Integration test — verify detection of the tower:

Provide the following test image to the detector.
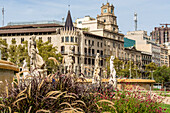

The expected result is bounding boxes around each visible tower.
[134,12,137,31]
[97,2,118,33]
[60,10,80,74]
[2,7,4,26]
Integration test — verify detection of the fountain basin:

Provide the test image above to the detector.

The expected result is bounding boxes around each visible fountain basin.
[0,60,19,94]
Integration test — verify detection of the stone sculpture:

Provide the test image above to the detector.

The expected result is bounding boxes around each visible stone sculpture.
[22,59,29,78]
[92,53,100,86]
[67,45,75,73]
[109,56,117,89]
[28,35,46,74]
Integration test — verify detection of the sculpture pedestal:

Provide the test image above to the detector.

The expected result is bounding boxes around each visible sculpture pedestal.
[0,60,19,94]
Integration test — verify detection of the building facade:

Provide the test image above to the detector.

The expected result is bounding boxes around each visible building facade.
[151,25,170,44]
[125,31,162,66]
[160,46,169,66]
[0,3,133,77]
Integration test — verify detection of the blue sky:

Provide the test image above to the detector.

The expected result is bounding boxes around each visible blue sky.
[0,0,170,34]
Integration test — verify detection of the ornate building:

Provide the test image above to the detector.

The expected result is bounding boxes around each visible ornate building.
[0,2,144,77]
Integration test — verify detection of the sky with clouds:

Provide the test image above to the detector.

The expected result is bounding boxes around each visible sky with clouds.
[0,0,170,34]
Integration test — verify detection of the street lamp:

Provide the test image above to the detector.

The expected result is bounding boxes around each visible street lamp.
[129,60,132,79]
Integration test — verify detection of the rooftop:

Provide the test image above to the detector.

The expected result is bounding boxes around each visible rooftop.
[7,20,63,26]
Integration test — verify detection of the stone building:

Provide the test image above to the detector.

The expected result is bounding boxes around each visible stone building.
[151,25,170,44]
[0,2,130,77]
[160,46,169,67]
[125,31,161,66]
[124,47,142,69]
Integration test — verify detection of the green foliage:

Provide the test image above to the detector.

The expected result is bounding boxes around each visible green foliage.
[11,39,16,44]
[8,40,29,67]
[8,44,18,64]
[0,38,8,60]
[95,87,166,113]
[154,66,170,83]
[145,62,157,71]
[106,57,123,77]
[161,104,170,113]
[0,71,100,112]
[36,40,63,73]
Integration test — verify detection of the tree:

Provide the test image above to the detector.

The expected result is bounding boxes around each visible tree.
[121,61,136,78]
[36,40,63,73]
[8,41,29,67]
[8,44,18,64]
[106,57,123,77]
[145,62,157,79]
[154,66,170,83]
[0,38,8,60]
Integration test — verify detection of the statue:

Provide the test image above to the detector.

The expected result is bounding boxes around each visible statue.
[109,56,117,89]
[67,45,75,73]
[22,59,29,78]
[28,35,46,75]
[92,53,100,86]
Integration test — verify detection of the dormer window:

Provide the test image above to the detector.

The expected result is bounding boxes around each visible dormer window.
[103,8,107,13]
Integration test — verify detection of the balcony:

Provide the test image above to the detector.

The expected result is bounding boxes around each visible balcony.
[61,51,66,54]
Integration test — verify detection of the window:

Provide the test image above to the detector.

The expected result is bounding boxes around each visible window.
[100,60,103,66]
[92,40,94,46]
[71,37,74,42]
[97,50,100,53]
[21,38,24,44]
[65,36,69,42]
[12,38,16,44]
[84,58,87,64]
[88,58,91,65]
[78,21,82,24]
[88,40,90,45]
[78,57,79,64]
[88,48,91,55]
[92,59,95,65]
[48,37,51,43]
[61,37,64,42]
[104,19,106,22]
[118,44,120,49]
[118,37,121,40]
[39,37,42,41]
[101,51,103,56]
[113,42,115,48]
[84,48,87,54]
[78,47,80,53]
[61,46,65,54]
[92,49,95,55]
[85,39,87,45]
[97,42,99,47]
[101,43,103,48]
[75,37,78,43]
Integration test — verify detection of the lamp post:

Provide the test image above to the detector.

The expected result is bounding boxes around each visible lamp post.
[129,59,132,79]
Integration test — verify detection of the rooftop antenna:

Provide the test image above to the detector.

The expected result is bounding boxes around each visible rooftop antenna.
[2,7,5,26]
[134,12,137,31]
